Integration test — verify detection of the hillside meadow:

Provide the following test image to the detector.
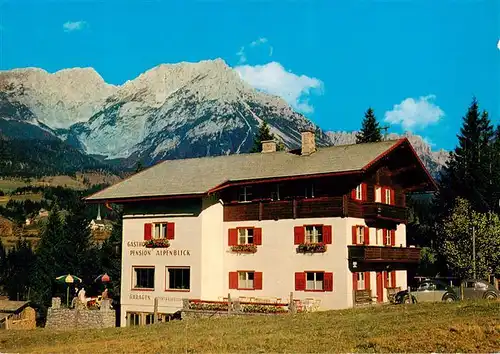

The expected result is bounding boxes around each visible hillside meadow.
[0,301,498,353]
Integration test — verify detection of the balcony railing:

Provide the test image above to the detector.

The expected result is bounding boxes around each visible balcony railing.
[348,245,421,263]
[223,198,408,223]
[362,202,408,223]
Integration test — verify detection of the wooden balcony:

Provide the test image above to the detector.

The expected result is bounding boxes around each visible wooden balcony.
[362,202,407,223]
[223,197,344,222]
[348,245,421,263]
[223,198,408,223]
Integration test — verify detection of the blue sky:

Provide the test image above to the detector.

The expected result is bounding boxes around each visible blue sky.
[0,0,498,151]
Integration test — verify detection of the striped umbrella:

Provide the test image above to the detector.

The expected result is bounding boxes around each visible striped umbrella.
[94,273,111,283]
[55,274,83,284]
[55,274,82,307]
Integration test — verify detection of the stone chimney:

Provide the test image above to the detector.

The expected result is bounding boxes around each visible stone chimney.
[301,129,316,155]
[261,140,277,153]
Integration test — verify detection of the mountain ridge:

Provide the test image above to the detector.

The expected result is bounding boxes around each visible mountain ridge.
[0,58,448,177]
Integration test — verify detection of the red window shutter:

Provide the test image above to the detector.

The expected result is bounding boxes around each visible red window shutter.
[229,272,238,289]
[391,271,396,288]
[323,225,332,244]
[361,183,368,201]
[382,229,387,246]
[324,272,333,292]
[390,230,396,246]
[350,188,357,200]
[381,187,387,203]
[352,272,358,291]
[364,272,371,290]
[228,229,238,246]
[294,226,305,245]
[254,272,263,290]
[166,222,175,240]
[253,228,262,245]
[144,223,152,240]
[363,227,370,245]
[390,189,395,205]
[352,226,357,245]
[383,272,388,288]
[295,272,306,291]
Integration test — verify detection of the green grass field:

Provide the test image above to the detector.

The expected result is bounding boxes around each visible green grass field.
[0,192,43,206]
[0,301,498,353]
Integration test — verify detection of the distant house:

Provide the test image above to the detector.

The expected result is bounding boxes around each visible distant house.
[89,219,113,231]
[0,300,36,330]
[38,209,49,218]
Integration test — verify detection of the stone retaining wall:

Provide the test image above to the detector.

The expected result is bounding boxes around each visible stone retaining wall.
[45,297,115,330]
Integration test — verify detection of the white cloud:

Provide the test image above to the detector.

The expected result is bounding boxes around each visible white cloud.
[497,39,500,51]
[384,95,444,130]
[250,37,268,47]
[63,21,86,32]
[236,46,247,64]
[236,37,273,64]
[235,62,323,114]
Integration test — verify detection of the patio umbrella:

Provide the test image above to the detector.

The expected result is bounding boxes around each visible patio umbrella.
[94,273,111,283]
[55,274,82,307]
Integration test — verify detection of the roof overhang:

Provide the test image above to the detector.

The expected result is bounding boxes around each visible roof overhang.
[207,170,363,195]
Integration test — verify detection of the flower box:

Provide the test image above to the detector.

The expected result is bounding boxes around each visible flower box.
[144,239,170,248]
[230,244,258,253]
[296,243,327,254]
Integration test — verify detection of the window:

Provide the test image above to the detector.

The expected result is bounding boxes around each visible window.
[306,272,324,291]
[128,312,141,326]
[384,229,391,246]
[271,184,281,201]
[305,225,323,243]
[357,226,365,244]
[133,267,155,289]
[167,267,190,290]
[305,183,315,198]
[154,223,167,239]
[238,186,252,202]
[375,186,381,202]
[238,271,254,289]
[357,273,365,290]
[238,228,254,245]
[355,184,363,200]
[376,229,383,246]
[145,313,154,325]
[385,188,392,204]
[386,271,395,288]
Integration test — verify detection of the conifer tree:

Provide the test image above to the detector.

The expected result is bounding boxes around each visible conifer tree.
[250,121,283,152]
[3,239,36,300]
[31,204,65,306]
[437,98,494,214]
[356,108,382,143]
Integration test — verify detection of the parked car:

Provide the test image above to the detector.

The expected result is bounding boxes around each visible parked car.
[394,278,499,304]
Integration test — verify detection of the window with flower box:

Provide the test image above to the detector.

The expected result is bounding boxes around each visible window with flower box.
[229,271,263,290]
[295,225,331,253]
[166,267,190,291]
[133,267,155,290]
[144,222,175,241]
[351,225,369,245]
[228,227,262,253]
[295,271,333,292]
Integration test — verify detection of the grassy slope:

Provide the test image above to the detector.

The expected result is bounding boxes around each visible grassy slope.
[0,302,499,353]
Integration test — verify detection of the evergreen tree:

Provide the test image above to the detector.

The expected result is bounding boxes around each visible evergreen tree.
[3,239,36,301]
[31,204,66,307]
[99,213,122,301]
[356,108,382,143]
[437,98,494,214]
[250,121,283,152]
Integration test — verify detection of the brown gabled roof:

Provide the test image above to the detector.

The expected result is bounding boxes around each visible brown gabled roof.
[85,138,435,202]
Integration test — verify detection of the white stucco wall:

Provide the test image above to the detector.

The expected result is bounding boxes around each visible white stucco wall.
[119,198,410,326]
